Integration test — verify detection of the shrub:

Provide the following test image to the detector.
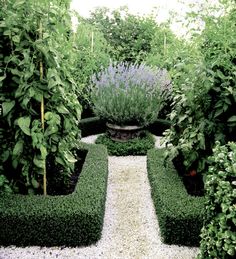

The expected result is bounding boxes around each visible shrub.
[0,144,108,247]
[91,62,171,127]
[96,132,155,156]
[164,5,236,175]
[147,148,205,246]
[198,142,236,258]
[88,7,158,63]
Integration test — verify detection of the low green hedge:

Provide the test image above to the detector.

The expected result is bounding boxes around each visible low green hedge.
[0,144,108,247]
[95,132,155,156]
[79,117,106,137]
[147,148,205,246]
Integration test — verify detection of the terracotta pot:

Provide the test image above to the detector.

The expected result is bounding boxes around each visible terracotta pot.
[106,123,144,142]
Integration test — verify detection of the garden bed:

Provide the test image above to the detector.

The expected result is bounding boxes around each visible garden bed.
[147,148,205,246]
[0,143,108,247]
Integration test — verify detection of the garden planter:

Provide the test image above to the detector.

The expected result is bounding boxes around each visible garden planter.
[106,123,144,142]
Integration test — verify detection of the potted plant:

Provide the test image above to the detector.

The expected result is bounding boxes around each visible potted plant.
[91,62,171,141]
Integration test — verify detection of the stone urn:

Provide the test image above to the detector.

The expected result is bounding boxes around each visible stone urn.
[106,123,144,142]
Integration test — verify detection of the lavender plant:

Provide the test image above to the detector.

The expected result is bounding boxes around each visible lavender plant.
[91,62,171,126]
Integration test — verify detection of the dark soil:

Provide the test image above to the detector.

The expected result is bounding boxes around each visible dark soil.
[47,149,87,196]
[172,155,204,197]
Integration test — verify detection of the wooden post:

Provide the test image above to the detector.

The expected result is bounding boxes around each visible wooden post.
[39,20,47,196]
[91,31,94,53]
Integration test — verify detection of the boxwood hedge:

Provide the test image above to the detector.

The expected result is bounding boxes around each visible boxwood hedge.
[95,132,155,156]
[0,144,108,247]
[147,148,206,246]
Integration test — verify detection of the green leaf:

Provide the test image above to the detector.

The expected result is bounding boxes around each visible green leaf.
[57,105,70,114]
[0,75,6,82]
[2,101,15,116]
[40,145,47,160]
[12,35,20,43]
[13,140,23,156]
[18,117,31,136]
[2,150,10,162]
[12,159,18,169]
[13,0,26,8]
[64,152,77,163]
[228,116,236,123]
[31,178,40,189]
[33,156,45,169]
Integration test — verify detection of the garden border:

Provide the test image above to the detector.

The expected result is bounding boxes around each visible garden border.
[0,143,108,247]
[147,148,205,246]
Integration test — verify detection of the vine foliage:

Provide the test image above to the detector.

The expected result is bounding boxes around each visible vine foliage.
[0,0,81,194]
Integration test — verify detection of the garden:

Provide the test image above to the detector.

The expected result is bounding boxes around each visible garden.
[0,0,235,258]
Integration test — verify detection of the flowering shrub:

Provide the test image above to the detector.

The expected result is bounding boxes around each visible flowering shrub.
[91,62,171,126]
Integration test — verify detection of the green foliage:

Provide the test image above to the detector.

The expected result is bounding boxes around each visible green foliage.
[198,142,236,259]
[79,117,106,137]
[163,6,236,175]
[95,132,155,156]
[72,21,111,112]
[0,175,13,194]
[0,144,108,246]
[146,26,187,70]
[88,7,158,63]
[147,148,205,246]
[91,62,170,127]
[0,0,82,194]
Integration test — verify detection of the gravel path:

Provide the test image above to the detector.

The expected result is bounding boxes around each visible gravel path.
[0,135,199,259]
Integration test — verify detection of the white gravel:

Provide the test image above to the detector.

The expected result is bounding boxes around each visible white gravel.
[0,134,199,259]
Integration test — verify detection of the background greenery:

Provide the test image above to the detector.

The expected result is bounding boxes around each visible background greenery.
[87,7,158,63]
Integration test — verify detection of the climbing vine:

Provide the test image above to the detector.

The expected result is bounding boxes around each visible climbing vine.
[0,0,81,194]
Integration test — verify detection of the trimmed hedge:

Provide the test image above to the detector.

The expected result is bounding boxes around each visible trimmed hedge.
[147,148,205,246]
[95,132,155,156]
[79,117,106,137]
[0,144,108,247]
